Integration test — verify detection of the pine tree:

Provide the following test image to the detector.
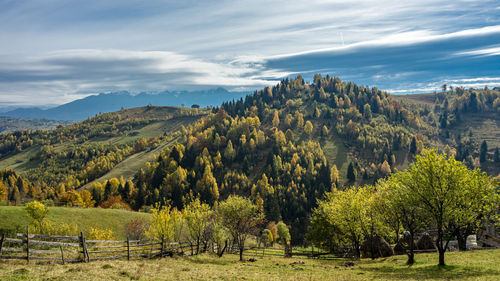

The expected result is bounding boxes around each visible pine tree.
[410,137,417,154]
[347,162,356,182]
[480,140,488,163]
[494,147,500,163]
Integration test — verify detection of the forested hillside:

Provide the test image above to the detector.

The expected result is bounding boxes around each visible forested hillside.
[0,106,207,207]
[1,75,498,243]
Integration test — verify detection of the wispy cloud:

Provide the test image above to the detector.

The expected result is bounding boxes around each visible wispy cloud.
[455,46,500,57]
[0,0,499,105]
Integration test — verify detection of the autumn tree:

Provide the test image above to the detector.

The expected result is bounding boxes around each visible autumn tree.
[182,199,214,254]
[25,201,49,232]
[304,121,313,136]
[79,190,95,208]
[0,181,6,202]
[217,195,263,261]
[272,110,280,128]
[147,204,184,243]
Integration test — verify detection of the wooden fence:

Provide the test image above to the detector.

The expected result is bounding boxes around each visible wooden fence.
[243,246,336,260]
[0,227,194,264]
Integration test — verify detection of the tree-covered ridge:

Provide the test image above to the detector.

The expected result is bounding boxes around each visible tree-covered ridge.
[220,75,427,183]
[396,87,500,175]
[0,106,207,199]
[120,109,333,242]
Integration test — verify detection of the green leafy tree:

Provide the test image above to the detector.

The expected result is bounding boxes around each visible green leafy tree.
[25,201,49,232]
[311,186,375,259]
[363,104,372,119]
[378,178,425,265]
[276,221,291,245]
[182,199,214,254]
[147,204,184,243]
[217,195,264,261]
[393,149,499,266]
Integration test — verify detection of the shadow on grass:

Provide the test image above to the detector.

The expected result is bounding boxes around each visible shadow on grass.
[186,255,233,266]
[363,264,500,280]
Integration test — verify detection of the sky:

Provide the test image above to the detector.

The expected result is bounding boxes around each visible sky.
[0,0,499,107]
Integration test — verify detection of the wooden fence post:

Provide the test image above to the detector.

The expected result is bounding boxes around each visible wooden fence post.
[127,237,130,261]
[26,225,30,263]
[60,245,65,265]
[0,233,5,255]
[80,232,89,263]
[160,237,165,258]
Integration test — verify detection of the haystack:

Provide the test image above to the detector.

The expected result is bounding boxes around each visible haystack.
[360,235,394,258]
[417,233,435,250]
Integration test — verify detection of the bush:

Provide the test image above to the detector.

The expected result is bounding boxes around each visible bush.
[125,218,148,240]
[29,221,78,236]
[101,195,131,210]
[87,226,114,240]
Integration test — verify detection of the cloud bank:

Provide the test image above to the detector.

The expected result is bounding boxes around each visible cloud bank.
[0,0,499,105]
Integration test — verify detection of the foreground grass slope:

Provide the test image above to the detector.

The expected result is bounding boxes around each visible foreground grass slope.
[0,250,498,280]
[0,206,150,239]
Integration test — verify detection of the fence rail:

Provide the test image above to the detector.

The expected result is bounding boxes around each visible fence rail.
[0,229,196,264]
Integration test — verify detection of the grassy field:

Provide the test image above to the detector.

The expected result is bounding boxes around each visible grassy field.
[0,206,150,239]
[0,249,498,280]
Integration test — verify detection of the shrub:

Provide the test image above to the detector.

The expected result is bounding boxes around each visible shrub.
[101,195,131,210]
[87,226,115,240]
[125,218,148,240]
[29,221,78,236]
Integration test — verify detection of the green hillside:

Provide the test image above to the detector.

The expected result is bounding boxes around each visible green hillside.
[0,106,207,189]
[0,206,150,239]
[0,76,499,244]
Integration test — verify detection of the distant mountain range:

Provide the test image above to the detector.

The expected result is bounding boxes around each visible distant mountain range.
[1,88,249,121]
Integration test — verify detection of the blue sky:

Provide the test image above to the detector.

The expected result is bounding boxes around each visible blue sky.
[0,0,499,106]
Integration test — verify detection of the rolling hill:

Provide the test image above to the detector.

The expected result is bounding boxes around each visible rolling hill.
[0,105,209,190]
[0,75,498,243]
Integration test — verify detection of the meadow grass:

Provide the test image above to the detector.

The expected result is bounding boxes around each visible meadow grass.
[0,249,498,280]
[0,206,150,239]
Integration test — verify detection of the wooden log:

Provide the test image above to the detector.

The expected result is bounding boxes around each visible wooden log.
[17,234,80,241]
[87,242,160,249]
[26,225,29,264]
[85,240,129,244]
[60,246,65,265]
[87,249,128,254]
[1,247,80,254]
[0,255,27,260]
[4,238,79,247]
